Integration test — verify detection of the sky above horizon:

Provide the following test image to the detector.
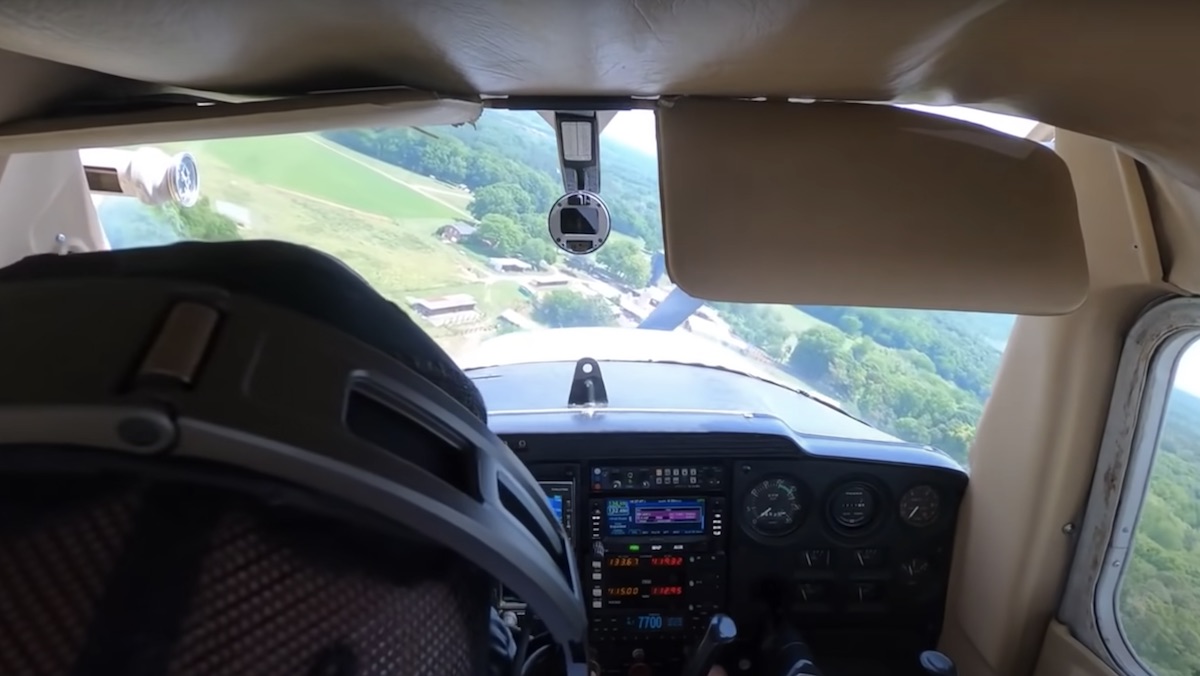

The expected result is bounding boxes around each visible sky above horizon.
[602,104,1041,156]
[600,106,1200,397]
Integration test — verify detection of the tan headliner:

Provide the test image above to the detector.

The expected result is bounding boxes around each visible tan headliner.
[0,1,1196,185]
[3,1,1200,290]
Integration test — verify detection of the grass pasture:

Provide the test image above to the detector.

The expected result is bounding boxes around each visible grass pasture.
[179,134,463,221]
[306,136,475,212]
[155,137,480,307]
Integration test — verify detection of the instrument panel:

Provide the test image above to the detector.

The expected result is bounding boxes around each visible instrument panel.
[511,431,968,675]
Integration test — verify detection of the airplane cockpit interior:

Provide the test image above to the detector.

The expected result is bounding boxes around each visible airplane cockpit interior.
[1,3,1199,676]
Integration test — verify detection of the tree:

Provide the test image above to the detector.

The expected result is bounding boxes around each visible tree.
[419,138,469,184]
[518,237,558,266]
[798,305,1001,401]
[469,182,535,221]
[475,214,525,255]
[711,302,792,360]
[838,315,863,336]
[534,290,615,328]
[790,326,847,379]
[159,197,241,242]
[597,239,651,288]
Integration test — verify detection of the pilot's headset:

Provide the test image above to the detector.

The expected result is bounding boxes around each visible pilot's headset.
[0,241,587,676]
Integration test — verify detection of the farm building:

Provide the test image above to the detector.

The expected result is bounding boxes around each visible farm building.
[489,257,533,273]
[582,278,624,300]
[409,294,476,317]
[526,274,571,289]
[498,310,539,331]
[436,222,477,243]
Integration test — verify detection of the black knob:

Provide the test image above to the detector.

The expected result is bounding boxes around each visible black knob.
[763,622,822,676]
[919,650,957,676]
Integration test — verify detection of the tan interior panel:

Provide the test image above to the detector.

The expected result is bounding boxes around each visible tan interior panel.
[942,131,1172,676]
[0,91,481,153]
[0,151,107,265]
[1138,167,1200,295]
[0,1,1198,196]
[1032,622,1118,676]
[657,100,1087,314]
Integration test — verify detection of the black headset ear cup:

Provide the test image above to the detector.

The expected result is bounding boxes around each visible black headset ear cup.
[0,240,489,423]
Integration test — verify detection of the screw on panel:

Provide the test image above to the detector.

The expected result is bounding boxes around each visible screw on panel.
[1062,523,1076,534]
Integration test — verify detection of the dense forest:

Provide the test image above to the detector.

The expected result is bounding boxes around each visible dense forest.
[321,111,1200,676]
[1119,388,1200,676]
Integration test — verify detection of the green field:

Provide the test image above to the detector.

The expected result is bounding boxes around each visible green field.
[155,136,481,312]
[306,136,475,212]
[183,135,463,221]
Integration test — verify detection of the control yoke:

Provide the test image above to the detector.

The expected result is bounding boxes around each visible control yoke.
[761,619,824,676]
[679,614,737,676]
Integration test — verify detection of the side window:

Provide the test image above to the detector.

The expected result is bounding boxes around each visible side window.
[1063,301,1200,676]
[1117,339,1200,676]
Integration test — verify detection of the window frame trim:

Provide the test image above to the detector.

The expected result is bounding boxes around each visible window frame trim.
[1060,296,1198,676]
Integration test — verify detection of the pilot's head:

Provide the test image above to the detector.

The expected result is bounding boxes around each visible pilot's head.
[0,241,586,676]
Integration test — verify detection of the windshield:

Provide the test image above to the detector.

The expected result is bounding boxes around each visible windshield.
[92,109,1021,463]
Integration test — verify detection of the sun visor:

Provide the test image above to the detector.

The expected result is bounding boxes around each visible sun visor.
[657,101,1088,315]
[0,89,481,153]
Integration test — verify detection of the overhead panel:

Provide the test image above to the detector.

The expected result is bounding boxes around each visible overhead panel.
[0,89,482,153]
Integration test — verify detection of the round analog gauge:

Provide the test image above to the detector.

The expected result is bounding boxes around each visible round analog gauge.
[828,482,878,532]
[899,485,942,527]
[899,556,932,584]
[743,477,804,536]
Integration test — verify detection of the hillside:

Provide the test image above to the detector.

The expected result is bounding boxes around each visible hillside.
[323,110,664,250]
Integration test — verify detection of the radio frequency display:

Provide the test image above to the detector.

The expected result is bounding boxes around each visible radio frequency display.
[605,498,706,537]
[626,614,687,633]
[605,555,685,568]
[603,585,685,599]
